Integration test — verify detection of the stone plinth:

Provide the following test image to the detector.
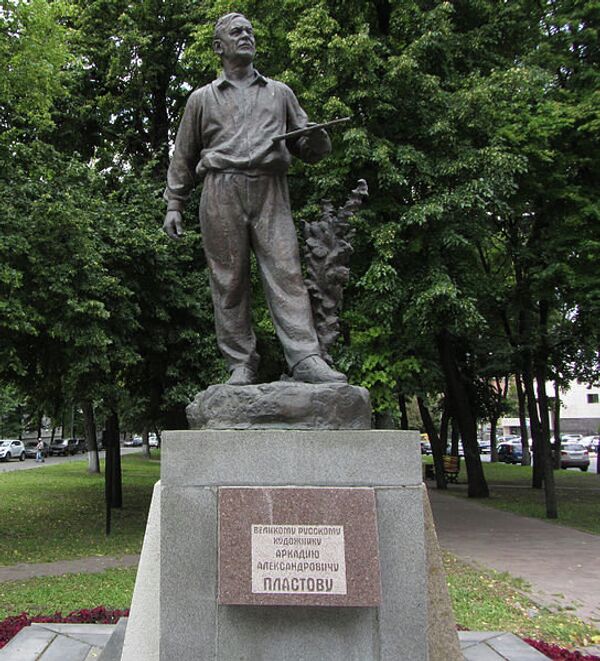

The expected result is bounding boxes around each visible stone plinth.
[160,430,429,661]
[186,382,371,429]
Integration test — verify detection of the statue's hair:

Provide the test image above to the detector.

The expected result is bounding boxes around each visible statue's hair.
[213,13,250,42]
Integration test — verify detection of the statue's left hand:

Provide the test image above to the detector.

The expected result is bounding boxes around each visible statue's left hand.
[304,127,331,155]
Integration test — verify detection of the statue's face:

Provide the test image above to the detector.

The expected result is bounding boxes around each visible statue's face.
[215,16,255,64]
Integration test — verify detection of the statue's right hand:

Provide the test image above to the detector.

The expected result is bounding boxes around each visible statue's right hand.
[163,210,184,240]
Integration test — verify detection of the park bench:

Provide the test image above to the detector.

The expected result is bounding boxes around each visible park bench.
[424,455,461,483]
[443,454,460,483]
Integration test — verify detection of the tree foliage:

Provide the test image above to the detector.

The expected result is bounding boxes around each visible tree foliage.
[0,0,598,505]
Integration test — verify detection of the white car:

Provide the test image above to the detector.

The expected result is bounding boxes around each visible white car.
[0,439,26,462]
[578,436,599,452]
[561,433,582,442]
[497,435,521,445]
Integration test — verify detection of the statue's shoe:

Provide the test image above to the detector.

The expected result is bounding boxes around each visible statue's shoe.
[292,355,347,384]
[226,366,257,386]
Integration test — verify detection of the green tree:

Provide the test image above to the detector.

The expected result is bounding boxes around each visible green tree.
[0,0,71,137]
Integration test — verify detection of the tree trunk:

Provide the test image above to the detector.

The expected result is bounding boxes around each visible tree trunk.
[439,400,450,449]
[103,418,113,535]
[552,381,561,469]
[515,373,531,466]
[163,404,188,430]
[104,407,122,528]
[150,70,171,172]
[398,392,409,430]
[522,361,543,487]
[68,404,75,439]
[142,425,150,458]
[417,396,446,490]
[374,411,395,429]
[436,330,489,498]
[535,366,558,518]
[490,417,498,462]
[17,404,24,439]
[82,400,100,474]
[112,418,122,509]
[373,0,391,34]
[533,297,557,517]
[450,422,459,456]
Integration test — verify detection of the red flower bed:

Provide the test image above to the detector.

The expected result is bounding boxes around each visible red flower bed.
[0,606,129,649]
[524,638,599,661]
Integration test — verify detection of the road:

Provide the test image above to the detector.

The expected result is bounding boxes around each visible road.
[0,447,143,473]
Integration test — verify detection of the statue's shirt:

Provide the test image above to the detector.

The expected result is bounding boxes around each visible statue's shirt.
[165,70,315,211]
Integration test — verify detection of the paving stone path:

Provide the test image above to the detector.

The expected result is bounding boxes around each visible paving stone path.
[428,486,600,624]
[0,555,140,583]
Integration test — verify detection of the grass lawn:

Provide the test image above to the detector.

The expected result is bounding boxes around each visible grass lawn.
[0,454,160,565]
[444,552,600,647]
[0,568,136,620]
[0,554,597,649]
[424,457,600,535]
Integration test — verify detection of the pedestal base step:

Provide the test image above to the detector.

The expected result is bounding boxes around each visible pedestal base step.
[0,623,550,661]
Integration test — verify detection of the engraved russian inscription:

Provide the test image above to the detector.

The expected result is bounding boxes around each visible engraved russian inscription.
[251,525,347,595]
[218,486,381,606]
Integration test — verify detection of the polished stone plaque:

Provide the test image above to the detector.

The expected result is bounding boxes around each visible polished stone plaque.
[218,486,381,607]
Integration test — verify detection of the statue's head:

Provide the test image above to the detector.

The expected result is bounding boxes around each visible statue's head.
[213,13,255,64]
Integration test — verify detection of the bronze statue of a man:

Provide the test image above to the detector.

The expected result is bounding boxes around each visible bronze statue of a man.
[164,13,346,386]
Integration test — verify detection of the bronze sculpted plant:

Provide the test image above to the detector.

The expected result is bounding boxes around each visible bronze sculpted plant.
[302,180,368,364]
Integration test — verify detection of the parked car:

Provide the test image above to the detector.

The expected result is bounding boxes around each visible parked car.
[124,436,143,447]
[445,443,465,457]
[578,436,599,452]
[420,434,432,454]
[24,440,49,459]
[561,434,582,443]
[49,438,81,456]
[498,441,523,464]
[497,435,521,444]
[478,440,491,454]
[0,439,26,462]
[75,438,87,453]
[149,433,160,448]
[560,443,590,471]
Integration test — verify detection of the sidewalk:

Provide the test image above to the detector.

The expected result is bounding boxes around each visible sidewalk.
[428,486,600,624]
[0,555,140,583]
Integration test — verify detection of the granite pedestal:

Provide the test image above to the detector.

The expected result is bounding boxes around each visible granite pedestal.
[158,429,430,661]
